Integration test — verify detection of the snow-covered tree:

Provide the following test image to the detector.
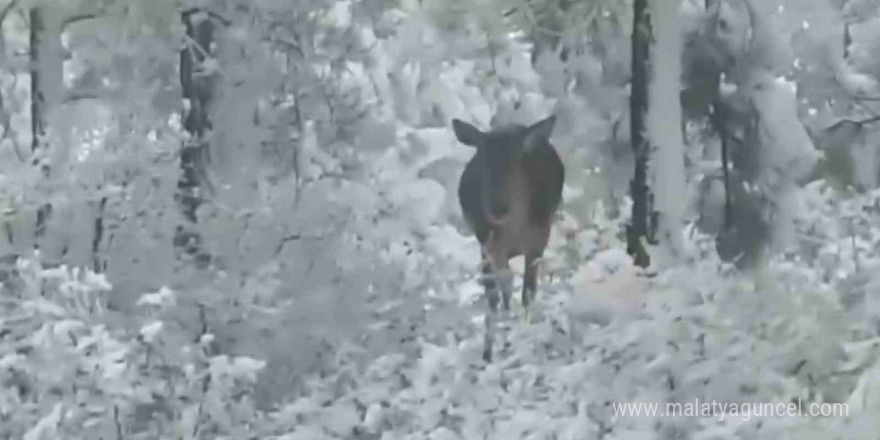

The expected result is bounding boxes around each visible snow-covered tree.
[2,0,880,438]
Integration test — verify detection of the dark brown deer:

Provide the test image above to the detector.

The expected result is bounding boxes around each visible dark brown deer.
[453,116,565,362]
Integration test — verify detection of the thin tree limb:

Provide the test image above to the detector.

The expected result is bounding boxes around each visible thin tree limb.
[824,114,880,133]
[0,0,17,27]
[61,13,98,29]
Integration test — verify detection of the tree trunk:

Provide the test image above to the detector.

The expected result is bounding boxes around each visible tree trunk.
[29,8,45,155]
[175,9,215,266]
[626,0,655,268]
[92,196,108,272]
[29,7,62,256]
[646,0,686,264]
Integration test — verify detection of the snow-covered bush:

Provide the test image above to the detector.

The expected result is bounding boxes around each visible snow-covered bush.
[0,258,266,439]
[264,215,880,439]
[6,0,880,439]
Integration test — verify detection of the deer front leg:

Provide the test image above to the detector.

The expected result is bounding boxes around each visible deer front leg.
[481,256,499,362]
[498,260,513,312]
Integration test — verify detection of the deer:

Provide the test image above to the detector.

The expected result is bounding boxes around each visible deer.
[453,115,565,362]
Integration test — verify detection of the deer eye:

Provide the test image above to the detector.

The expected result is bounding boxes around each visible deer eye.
[718,18,730,32]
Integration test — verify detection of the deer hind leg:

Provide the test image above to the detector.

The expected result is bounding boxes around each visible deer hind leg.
[481,248,500,362]
[523,251,540,308]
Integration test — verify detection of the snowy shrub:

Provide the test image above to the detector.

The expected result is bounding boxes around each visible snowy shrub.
[0,259,266,439]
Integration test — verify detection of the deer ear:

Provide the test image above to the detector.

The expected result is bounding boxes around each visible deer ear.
[523,115,556,152]
[452,119,484,147]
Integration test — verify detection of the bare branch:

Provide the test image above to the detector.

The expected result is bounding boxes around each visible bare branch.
[824,114,880,133]
[0,0,17,27]
[64,91,103,103]
[61,13,98,29]
[180,7,232,27]
[851,95,880,102]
